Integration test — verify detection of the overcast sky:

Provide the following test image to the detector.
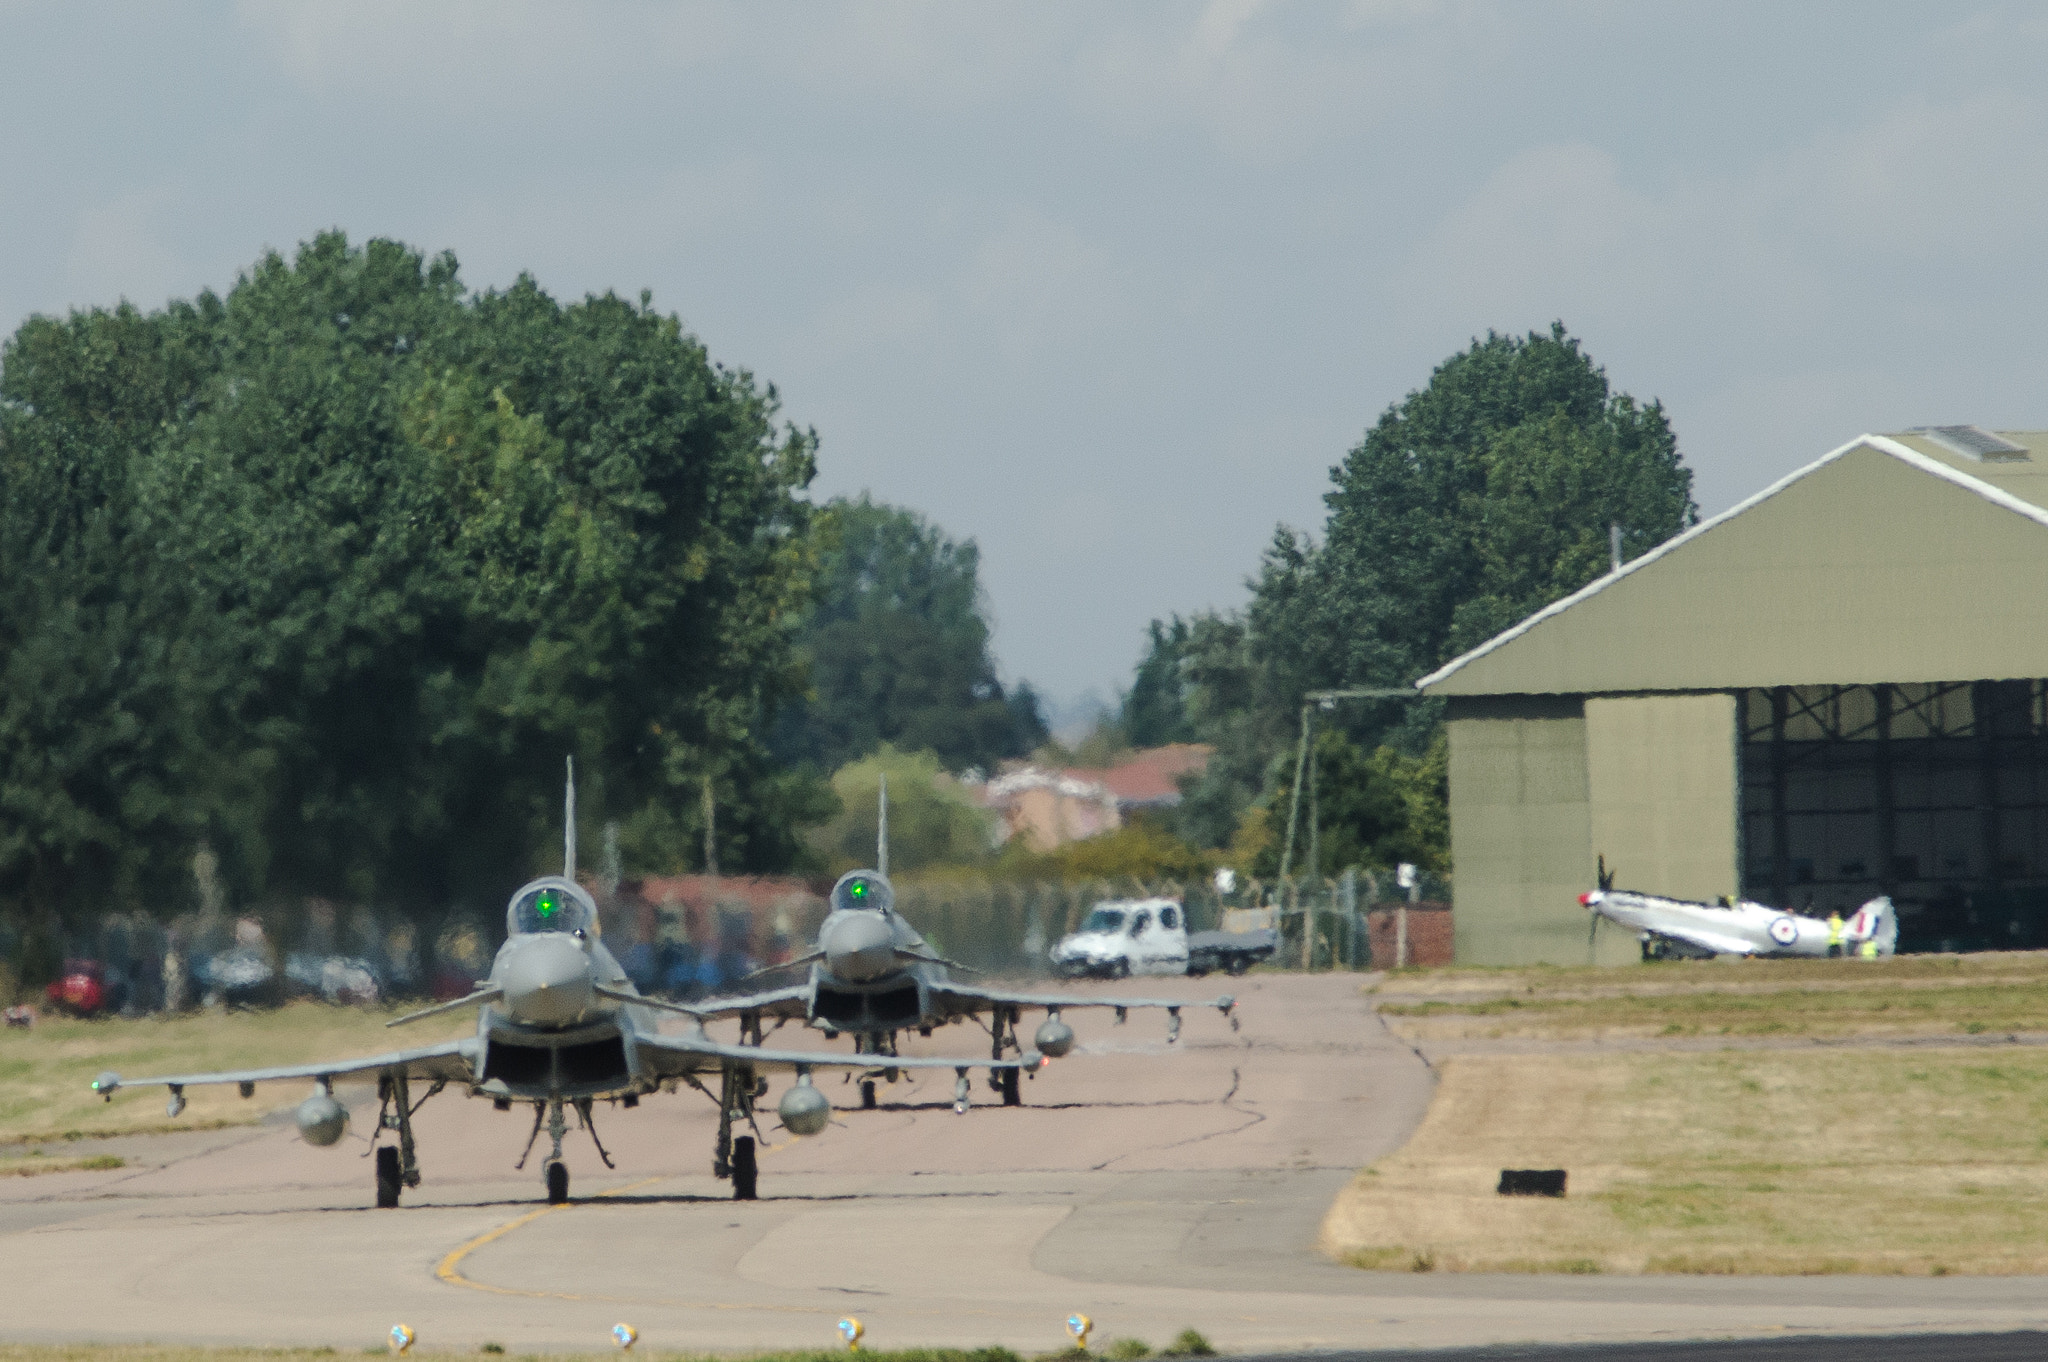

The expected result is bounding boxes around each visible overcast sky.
[4,3,2045,712]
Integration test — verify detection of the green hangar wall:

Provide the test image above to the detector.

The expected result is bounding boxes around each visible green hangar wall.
[1422,430,2048,966]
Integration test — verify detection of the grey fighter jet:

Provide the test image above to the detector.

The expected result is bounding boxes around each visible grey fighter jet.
[692,780,1237,1109]
[88,763,1042,1207]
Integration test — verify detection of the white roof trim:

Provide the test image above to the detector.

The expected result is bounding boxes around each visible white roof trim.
[1415,433,2048,691]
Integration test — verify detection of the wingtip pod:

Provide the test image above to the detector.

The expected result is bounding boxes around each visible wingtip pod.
[92,1071,120,1098]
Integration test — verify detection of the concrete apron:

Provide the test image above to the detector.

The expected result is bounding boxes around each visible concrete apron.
[7,974,2048,1354]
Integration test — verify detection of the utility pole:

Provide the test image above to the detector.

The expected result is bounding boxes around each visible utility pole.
[1277,687,1421,973]
[1277,688,1419,882]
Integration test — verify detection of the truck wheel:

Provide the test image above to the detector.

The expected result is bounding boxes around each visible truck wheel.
[1113,959,1130,979]
[375,1146,402,1208]
[1225,956,1249,976]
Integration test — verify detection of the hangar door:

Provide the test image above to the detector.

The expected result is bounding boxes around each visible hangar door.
[1739,681,2048,951]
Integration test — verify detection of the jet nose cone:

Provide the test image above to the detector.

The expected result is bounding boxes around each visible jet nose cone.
[822,913,895,981]
[502,933,594,1025]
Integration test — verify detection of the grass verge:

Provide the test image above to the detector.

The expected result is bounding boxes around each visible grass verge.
[1371,950,2048,1041]
[1323,1045,2048,1274]
[0,1152,124,1177]
[0,1002,469,1145]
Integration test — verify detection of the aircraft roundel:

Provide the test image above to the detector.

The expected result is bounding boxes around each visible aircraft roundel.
[1767,916,1799,946]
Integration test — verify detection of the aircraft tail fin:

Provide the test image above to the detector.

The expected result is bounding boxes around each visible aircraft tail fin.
[1847,895,1899,954]
[877,773,889,879]
[564,755,577,880]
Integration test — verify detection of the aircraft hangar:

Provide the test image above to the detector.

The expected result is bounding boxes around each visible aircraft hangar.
[1419,427,2048,966]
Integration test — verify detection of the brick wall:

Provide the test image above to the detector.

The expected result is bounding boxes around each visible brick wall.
[1365,902,1453,969]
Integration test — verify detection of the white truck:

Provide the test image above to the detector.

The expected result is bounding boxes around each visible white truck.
[1049,897,1277,979]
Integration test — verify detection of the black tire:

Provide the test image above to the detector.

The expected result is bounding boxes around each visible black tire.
[375,1145,402,1208]
[731,1136,758,1200]
[999,1066,1021,1107]
[861,1080,877,1109]
[1225,956,1249,976]
[545,1160,569,1204]
[1113,959,1131,979]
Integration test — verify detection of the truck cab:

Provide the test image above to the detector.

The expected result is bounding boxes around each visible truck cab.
[1049,897,1189,978]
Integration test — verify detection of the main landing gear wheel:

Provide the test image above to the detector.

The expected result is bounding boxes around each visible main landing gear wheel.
[1113,959,1131,979]
[544,1159,569,1204]
[999,1066,1021,1107]
[375,1145,402,1208]
[861,1080,877,1109]
[730,1136,758,1201]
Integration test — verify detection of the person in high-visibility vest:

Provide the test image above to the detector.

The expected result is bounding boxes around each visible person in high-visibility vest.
[1859,939,1878,958]
[1826,911,1845,957]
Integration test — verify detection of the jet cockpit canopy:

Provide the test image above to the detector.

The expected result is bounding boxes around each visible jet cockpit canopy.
[508,878,597,937]
[830,870,894,916]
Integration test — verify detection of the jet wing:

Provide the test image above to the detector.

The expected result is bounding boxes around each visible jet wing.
[93,1039,479,1094]
[926,982,1234,1018]
[633,1030,1039,1078]
[682,984,814,1022]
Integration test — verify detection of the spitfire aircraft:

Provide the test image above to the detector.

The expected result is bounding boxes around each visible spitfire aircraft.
[1581,859,1898,960]
[88,763,1042,1207]
[692,780,1237,1109]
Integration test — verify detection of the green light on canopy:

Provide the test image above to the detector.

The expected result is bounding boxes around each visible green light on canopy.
[850,881,867,898]
[537,891,559,918]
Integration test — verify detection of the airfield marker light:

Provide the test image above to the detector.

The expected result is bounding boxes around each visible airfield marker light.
[1066,1314,1093,1350]
[388,1325,414,1355]
[611,1324,638,1350]
[837,1317,864,1351]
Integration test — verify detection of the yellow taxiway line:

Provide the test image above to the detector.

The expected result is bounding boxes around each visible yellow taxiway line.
[436,1176,666,1299]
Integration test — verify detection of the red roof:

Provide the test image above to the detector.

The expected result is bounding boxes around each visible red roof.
[1070,743,1211,808]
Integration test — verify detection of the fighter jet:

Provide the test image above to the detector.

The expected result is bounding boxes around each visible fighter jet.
[1581,859,1897,960]
[87,762,1042,1207]
[692,779,1237,1109]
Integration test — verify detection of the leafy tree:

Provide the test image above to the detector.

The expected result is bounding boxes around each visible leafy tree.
[1259,322,1694,709]
[1243,729,1448,879]
[1120,618,1195,748]
[779,495,1045,775]
[1001,815,1219,884]
[0,232,826,966]
[809,746,994,875]
[1120,325,1691,875]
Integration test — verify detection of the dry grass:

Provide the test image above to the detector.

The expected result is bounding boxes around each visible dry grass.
[1323,1046,2048,1275]
[0,1002,470,1146]
[0,1152,124,1177]
[1371,951,2048,1041]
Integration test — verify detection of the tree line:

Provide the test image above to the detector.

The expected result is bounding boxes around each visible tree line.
[0,231,1698,975]
[0,233,1043,968]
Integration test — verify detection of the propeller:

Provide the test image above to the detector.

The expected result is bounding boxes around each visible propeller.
[1586,854,1615,964]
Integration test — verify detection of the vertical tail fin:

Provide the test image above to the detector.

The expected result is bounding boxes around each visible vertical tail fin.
[877,773,889,879]
[564,755,577,879]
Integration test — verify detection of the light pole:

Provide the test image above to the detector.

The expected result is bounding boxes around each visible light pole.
[1276,687,1417,970]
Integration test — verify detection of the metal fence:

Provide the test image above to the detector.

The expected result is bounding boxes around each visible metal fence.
[892,865,1452,976]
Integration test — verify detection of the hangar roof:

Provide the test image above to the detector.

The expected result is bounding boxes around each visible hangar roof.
[1419,431,2048,697]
